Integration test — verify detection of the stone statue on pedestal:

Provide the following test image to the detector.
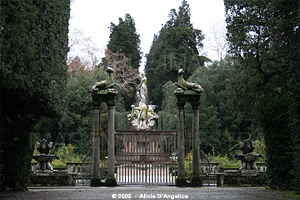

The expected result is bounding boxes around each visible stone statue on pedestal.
[91,66,121,94]
[170,68,204,94]
[233,139,264,171]
[33,139,59,172]
[127,74,159,130]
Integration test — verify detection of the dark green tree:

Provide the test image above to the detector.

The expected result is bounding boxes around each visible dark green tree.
[187,58,261,155]
[58,68,126,153]
[105,14,141,109]
[58,70,103,152]
[0,0,70,191]
[159,57,259,155]
[145,0,206,110]
[33,67,128,158]
[107,13,142,70]
[224,0,300,191]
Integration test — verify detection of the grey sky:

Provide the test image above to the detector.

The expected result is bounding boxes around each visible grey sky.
[69,0,227,70]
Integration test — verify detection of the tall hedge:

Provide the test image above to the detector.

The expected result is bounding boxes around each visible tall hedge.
[224,0,300,191]
[0,0,70,191]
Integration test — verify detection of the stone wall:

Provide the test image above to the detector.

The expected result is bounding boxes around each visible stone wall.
[223,170,266,186]
[30,172,76,186]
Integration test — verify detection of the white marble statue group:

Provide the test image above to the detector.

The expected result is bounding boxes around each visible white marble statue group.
[127,74,159,130]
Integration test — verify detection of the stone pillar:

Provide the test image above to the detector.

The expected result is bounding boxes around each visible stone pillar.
[191,97,201,186]
[106,97,117,184]
[175,94,187,186]
[91,94,102,184]
[175,93,202,186]
[91,92,117,186]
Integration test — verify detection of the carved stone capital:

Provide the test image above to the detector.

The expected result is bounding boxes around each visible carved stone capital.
[175,94,186,109]
[175,93,201,108]
[191,101,200,109]
[91,93,117,108]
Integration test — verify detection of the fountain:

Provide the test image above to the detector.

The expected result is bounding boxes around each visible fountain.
[31,139,74,186]
[127,74,159,130]
[233,139,264,173]
[222,139,266,186]
[114,73,177,185]
[119,74,170,153]
[90,68,203,186]
[33,139,60,173]
[116,69,204,186]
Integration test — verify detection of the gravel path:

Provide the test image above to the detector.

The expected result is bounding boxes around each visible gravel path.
[0,186,295,200]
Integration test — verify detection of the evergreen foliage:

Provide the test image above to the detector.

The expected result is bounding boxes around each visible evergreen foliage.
[107,13,142,70]
[224,0,300,191]
[189,59,262,154]
[1,0,298,193]
[33,68,127,155]
[145,0,206,110]
[58,69,105,152]
[160,58,262,155]
[0,0,70,191]
[104,14,142,109]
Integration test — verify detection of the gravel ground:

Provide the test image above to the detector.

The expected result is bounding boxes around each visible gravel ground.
[0,186,295,200]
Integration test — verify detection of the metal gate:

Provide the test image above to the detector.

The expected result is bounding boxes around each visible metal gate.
[115,130,177,185]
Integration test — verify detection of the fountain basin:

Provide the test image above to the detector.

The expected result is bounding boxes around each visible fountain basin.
[33,154,60,172]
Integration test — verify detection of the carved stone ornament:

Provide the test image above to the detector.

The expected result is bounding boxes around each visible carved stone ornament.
[233,139,264,171]
[127,74,159,130]
[91,67,121,94]
[170,68,204,94]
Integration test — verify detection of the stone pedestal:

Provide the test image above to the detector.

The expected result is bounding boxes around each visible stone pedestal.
[223,170,266,186]
[30,170,75,186]
[216,173,224,186]
[33,154,59,172]
[91,92,117,186]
